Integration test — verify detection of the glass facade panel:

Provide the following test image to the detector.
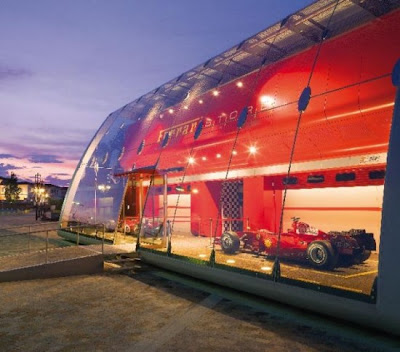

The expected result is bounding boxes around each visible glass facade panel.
[60,2,400,302]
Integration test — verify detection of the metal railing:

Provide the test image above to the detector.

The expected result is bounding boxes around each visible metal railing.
[0,223,107,272]
[0,221,59,233]
[64,223,106,254]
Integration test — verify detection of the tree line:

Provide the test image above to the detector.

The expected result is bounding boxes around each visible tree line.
[1,173,22,202]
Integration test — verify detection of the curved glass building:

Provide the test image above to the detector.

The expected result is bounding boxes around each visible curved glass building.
[60,0,400,336]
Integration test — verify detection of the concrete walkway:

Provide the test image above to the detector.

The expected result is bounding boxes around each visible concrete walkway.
[0,263,399,352]
[0,215,399,351]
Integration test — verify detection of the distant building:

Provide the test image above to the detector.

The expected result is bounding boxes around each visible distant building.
[0,177,68,202]
[46,184,68,200]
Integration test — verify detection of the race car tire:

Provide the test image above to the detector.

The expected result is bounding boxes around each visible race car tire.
[221,231,240,254]
[354,249,371,264]
[133,225,140,236]
[124,224,131,234]
[307,240,338,270]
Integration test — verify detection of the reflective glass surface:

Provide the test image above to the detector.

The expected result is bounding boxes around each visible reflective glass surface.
[60,3,400,300]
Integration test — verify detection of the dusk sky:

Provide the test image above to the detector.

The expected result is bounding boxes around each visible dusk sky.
[0,0,314,187]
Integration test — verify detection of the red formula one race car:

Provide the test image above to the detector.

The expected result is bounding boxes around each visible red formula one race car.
[120,216,140,235]
[120,217,163,237]
[217,217,376,270]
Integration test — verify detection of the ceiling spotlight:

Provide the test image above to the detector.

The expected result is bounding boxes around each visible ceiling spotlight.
[212,90,219,97]
[188,157,195,164]
[216,153,221,158]
[183,105,189,110]
[159,114,164,119]
[232,150,237,156]
[236,81,244,88]
[168,108,174,114]
[192,188,199,194]
[199,99,204,104]
[260,95,275,108]
[201,156,207,161]
[249,146,257,154]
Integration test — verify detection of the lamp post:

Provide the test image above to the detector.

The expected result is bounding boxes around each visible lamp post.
[33,173,46,220]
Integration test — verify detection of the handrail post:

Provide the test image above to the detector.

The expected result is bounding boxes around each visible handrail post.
[45,230,49,264]
[102,224,105,255]
[167,220,172,255]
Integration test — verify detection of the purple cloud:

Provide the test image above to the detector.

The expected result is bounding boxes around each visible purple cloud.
[0,163,25,177]
[28,154,63,164]
[44,174,70,187]
[0,153,17,159]
[0,129,91,161]
[0,65,32,81]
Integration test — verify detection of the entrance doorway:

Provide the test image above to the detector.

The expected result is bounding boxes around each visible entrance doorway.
[116,168,168,245]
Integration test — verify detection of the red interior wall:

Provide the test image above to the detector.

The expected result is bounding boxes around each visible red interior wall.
[243,177,283,233]
[190,181,222,236]
[263,188,282,234]
[243,177,264,230]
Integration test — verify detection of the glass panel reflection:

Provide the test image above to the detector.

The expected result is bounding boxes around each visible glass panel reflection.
[60,1,400,303]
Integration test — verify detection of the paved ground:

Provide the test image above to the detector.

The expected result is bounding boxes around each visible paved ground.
[0,213,398,351]
[0,261,399,352]
[0,212,39,227]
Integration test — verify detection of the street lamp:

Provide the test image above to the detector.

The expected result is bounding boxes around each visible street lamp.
[34,173,46,220]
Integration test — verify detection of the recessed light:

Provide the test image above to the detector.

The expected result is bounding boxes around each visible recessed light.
[249,146,257,154]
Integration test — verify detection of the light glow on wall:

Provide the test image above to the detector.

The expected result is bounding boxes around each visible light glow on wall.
[260,95,275,109]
